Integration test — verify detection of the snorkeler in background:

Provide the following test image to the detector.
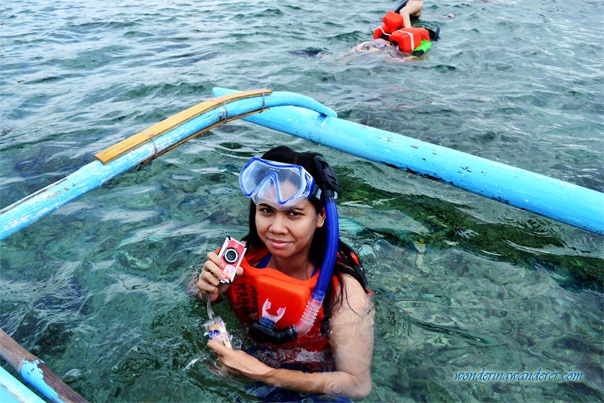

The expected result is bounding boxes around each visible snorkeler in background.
[354,0,438,58]
[196,146,374,401]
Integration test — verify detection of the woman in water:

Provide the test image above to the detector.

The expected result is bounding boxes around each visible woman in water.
[353,0,424,54]
[196,146,374,400]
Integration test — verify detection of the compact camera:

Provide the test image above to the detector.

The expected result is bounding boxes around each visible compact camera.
[217,236,246,284]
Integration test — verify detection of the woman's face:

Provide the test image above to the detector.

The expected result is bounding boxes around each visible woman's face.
[254,199,325,262]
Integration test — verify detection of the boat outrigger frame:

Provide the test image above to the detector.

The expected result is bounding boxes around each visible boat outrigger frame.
[1,88,603,240]
[0,88,603,401]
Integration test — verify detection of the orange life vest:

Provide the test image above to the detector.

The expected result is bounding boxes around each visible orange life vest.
[373,11,433,53]
[226,248,337,352]
[389,27,432,53]
[374,11,407,38]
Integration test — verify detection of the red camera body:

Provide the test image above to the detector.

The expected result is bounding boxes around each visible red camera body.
[217,236,246,283]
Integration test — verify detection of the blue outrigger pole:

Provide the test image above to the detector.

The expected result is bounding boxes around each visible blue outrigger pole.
[213,88,604,235]
[1,88,603,241]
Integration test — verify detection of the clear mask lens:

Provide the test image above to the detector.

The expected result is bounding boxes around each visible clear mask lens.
[239,158,317,208]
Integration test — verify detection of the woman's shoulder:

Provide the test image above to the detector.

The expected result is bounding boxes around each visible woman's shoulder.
[331,273,375,325]
[339,274,372,305]
[339,273,368,292]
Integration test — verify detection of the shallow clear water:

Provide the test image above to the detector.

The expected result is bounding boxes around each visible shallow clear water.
[1,0,603,401]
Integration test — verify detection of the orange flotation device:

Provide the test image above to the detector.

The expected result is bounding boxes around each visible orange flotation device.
[389,27,432,53]
[226,248,337,351]
[373,10,438,54]
[373,11,406,39]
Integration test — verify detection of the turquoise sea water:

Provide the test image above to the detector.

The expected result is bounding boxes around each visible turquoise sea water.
[1,0,603,401]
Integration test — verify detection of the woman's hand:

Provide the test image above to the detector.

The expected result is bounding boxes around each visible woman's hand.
[207,339,272,381]
[205,275,375,400]
[197,251,243,302]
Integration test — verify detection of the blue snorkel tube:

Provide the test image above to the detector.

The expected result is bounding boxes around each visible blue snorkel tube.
[249,157,341,344]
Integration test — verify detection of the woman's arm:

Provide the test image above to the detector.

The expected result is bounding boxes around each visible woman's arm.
[325,274,375,398]
[400,0,424,28]
[207,274,375,399]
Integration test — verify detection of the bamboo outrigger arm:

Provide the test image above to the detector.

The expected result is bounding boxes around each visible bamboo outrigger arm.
[0,89,336,241]
[0,88,602,240]
[0,329,87,403]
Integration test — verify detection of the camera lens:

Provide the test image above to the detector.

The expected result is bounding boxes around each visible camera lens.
[223,248,239,264]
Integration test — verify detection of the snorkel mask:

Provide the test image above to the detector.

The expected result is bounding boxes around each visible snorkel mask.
[239,158,322,209]
[239,156,340,344]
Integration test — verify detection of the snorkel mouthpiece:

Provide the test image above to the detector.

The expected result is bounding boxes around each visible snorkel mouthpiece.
[249,156,341,345]
[249,299,298,344]
[250,321,298,344]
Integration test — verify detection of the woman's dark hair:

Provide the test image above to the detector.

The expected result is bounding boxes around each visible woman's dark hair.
[242,146,370,330]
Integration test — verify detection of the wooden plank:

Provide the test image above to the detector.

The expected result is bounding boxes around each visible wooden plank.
[142,109,269,164]
[0,329,88,403]
[95,88,272,164]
